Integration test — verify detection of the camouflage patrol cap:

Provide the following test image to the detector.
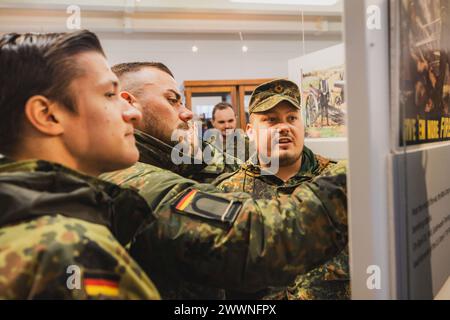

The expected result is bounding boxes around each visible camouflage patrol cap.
[249,79,301,114]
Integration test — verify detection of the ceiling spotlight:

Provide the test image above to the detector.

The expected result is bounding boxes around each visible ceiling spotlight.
[242,45,248,53]
[192,45,198,53]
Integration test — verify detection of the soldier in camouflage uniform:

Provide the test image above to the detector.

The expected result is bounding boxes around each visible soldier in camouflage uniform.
[201,102,250,182]
[112,62,242,183]
[201,129,249,183]
[102,68,349,300]
[102,63,346,299]
[213,79,350,300]
[0,158,159,299]
[0,31,159,299]
[101,159,348,299]
[1,31,349,301]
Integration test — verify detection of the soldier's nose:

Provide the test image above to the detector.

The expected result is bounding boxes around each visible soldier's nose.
[123,105,143,126]
[276,124,290,135]
[179,108,194,122]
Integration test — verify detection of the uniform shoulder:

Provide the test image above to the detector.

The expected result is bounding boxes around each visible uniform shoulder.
[0,214,112,245]
[0,215,159,300]
[313,154,333,172]
[100,162,168,185]
[212,162,263,193]
[212,167,244,186]
[320,160,348,177]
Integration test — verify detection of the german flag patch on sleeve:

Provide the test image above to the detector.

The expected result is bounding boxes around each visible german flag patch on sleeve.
[83,272,120,298]
[172,189,242,226]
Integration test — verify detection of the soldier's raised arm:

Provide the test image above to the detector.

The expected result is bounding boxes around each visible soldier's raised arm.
[101,160,347,293]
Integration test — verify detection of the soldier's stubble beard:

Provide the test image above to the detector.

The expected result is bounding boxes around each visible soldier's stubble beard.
[278,150,302,167]
[139,104,189,146]
[257,130,303,169]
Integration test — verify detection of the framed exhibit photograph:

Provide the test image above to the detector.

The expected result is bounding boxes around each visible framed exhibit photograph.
[289,44,347,160]
[393,0,450,149]
[300,64,346,138]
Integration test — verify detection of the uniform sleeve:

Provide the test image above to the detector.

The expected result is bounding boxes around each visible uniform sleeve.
[102,161,347,293]
[24,220,160,300]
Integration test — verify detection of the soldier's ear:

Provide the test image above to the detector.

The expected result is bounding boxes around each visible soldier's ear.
[246,123,255,141]
[120,91,141,110]
[24,95,64,136]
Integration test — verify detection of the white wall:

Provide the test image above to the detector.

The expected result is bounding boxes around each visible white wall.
[288,43,345,85]
[98,33,340,85]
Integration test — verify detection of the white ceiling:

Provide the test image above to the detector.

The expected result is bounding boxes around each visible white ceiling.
[0,0,343,38]
[0,0,343,15]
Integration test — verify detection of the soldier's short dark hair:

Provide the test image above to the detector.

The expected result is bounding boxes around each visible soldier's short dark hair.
[212,102,235,120]
[112,62,174,79]
[0,30,105,155]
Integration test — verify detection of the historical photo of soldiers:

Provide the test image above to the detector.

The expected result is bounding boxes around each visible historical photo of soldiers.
[301,65,346,138]
[399,0,450,145]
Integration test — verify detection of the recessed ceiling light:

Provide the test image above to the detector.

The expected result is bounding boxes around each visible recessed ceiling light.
[242,45,248,53]
[192,45,198,53]
[230,0,338,5]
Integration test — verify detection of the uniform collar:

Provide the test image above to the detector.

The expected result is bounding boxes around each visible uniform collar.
[242,146,327,186]
[134,129,207,177]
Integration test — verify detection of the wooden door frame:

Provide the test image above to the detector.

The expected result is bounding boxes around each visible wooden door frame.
[238,84,260,129]
[183,78,273,129]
